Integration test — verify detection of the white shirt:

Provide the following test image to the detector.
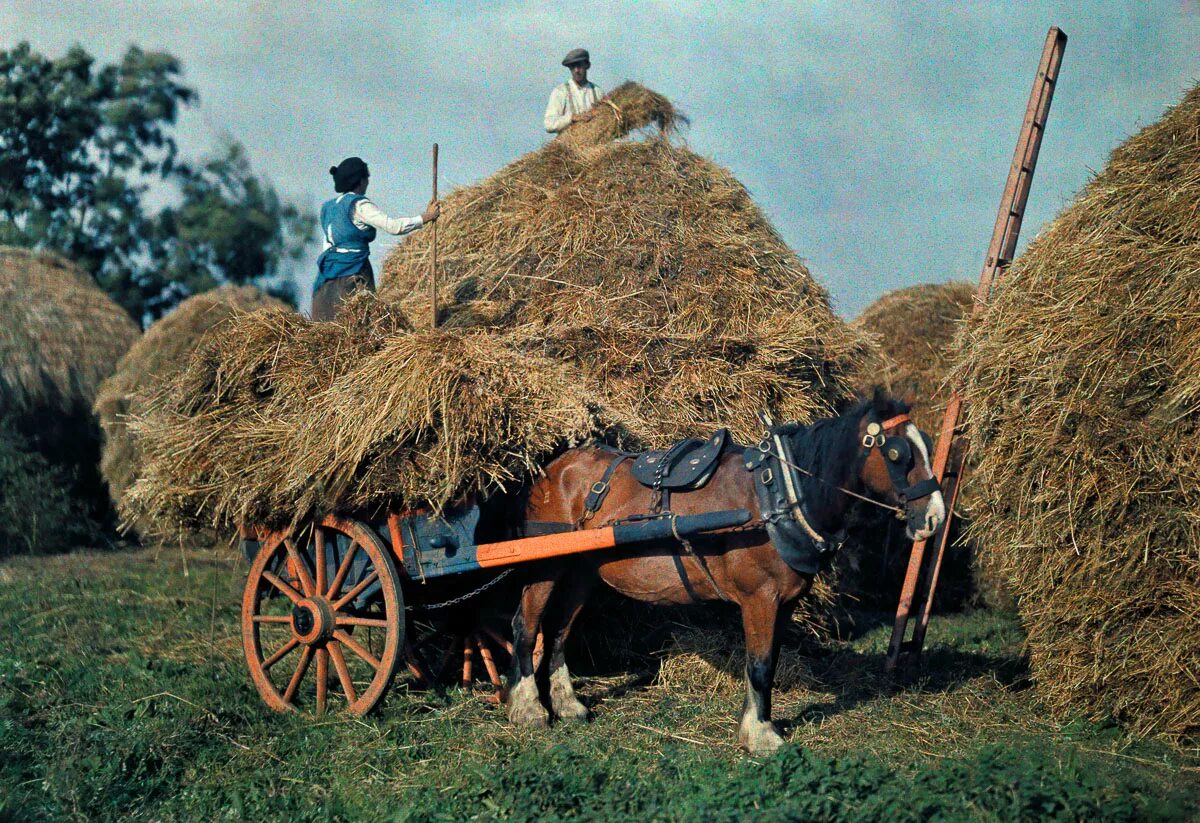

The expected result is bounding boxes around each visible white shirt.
[353,198,423,236]
[544,79,601,133]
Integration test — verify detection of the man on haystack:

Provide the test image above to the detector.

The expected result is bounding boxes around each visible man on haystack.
[544,48,601,133]
[312,157,440,321]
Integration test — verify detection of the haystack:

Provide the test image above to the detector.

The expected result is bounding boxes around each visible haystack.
[95,285,288,533]
[953,86,1200,740]
[838,282,978,609]
[380,82,866,447]
[0,247,138,421]
[129,83,867,541]
[0,247,139,525]
[853,282,975,431]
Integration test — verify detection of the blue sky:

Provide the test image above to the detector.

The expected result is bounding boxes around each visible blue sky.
[5,1,1198,317]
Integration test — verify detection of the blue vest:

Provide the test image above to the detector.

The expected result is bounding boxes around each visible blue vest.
[314,192,377,294]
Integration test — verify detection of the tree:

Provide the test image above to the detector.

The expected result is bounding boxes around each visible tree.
[0,42,310,321]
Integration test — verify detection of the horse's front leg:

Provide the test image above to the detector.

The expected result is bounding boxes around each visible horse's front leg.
[543,570,595,722]
[506,572,558,728]
[738,593,789,754]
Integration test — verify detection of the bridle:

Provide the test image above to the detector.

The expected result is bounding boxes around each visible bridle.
[860,413,943,508]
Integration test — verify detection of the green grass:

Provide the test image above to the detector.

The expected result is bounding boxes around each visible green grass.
[1,548,1196,821]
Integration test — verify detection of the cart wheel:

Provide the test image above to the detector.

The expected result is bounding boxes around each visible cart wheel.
[242,515,404,716]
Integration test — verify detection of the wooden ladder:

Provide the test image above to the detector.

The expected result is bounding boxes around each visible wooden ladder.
[885,26,1068,672]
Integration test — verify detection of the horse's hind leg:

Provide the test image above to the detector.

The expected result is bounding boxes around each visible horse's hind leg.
[544,571,596,722]
[738,594,790,754]
[506,572,558,728]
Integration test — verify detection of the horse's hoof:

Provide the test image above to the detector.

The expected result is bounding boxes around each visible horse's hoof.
[739,720,785,755]
[510,702,551,728]
[554,699,589,723]
[549,667,588,722]
[506,676,550,728]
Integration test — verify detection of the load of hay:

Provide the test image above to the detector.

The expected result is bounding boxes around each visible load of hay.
[837,282,977,608]
[126,293,597,534]
[95,285,288,534]
[380,81,866,447]
[0,247,139,535]
[953,86,1200,740]
[128,83,868,542]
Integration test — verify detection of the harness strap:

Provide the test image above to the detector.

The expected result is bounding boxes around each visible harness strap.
[670,513,732,602]
[581,452,630,524]
[902,477,942,501]
[769,429,827,545]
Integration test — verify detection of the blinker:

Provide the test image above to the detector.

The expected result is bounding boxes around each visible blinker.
[883,435,911,465]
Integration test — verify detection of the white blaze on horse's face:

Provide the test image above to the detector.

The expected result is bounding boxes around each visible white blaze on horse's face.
[905,423,946,541]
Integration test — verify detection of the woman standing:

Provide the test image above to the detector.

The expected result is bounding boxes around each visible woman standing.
[312,157,440,321]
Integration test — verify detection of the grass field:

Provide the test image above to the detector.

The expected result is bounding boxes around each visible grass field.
[1,546,1197,821]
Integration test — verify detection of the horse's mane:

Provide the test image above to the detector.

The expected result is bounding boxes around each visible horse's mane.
[787,391,911,521]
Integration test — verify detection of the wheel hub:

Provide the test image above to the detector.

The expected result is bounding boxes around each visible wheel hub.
[291,597,334,645]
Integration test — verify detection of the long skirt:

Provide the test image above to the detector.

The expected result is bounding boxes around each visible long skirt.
[311,260,375,322]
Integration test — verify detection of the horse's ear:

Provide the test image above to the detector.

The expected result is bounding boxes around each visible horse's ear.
[898,379,919,408]
[871,385,890,417]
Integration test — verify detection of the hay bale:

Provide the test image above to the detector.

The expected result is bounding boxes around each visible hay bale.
[0,247,138,420]
[953,85,1200,740]
[95,285,288,532]
[0,247,139,524]
[853,282,975,431]
[381,83,866,447]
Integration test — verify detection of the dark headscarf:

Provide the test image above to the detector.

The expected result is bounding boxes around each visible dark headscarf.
[330,157,369,193]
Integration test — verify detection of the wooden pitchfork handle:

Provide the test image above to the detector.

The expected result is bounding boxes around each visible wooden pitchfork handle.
[430,142,439,329]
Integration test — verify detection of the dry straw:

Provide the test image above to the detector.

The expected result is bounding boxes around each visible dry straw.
[95,285,288,532]
[130,83,868,538]
[953,85,1200,741]
[381,81,868,448]
[0,247,138,419]
[853,282,975,432]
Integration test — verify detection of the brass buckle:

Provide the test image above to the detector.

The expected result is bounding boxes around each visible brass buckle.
[591,481,608,495]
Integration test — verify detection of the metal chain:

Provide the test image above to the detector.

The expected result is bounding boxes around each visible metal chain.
[406,567,516,612]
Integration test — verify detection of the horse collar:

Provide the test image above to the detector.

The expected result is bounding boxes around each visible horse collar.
[743,426,843,576]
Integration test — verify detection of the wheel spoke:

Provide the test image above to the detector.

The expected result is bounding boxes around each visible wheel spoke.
[336,614,389,628]
[315,648,328,715]
[282,646,314,704]
[326,540,360,600]
[263,637,300,670]
[252,614,292,624]
[328,641,358,705]
[284,537,316,596]
[262,571,304,605]
[315,528,328,596]
[333,629,381,670]
[332,570,379,612]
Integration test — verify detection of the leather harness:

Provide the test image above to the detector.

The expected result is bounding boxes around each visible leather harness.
[563,411,941,595]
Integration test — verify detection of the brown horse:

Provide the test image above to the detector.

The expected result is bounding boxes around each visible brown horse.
[506,390,945,753]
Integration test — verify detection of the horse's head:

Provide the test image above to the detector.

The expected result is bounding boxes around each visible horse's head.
[855,388,946,540]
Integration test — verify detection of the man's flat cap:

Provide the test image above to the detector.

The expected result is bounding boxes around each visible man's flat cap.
[561,48,590,67]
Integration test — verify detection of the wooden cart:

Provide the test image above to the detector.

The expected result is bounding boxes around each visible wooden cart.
[239,505,749,716]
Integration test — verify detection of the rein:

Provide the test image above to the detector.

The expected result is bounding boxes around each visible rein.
[758,443,904,516]
[752,412,917,518]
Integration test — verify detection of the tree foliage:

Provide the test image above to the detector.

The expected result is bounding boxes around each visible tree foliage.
[0,42,310,321]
